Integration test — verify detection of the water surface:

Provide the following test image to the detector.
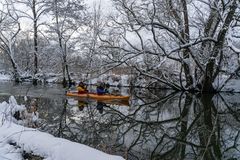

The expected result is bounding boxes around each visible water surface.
[0,82,240,160]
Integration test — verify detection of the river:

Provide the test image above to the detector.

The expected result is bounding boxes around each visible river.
[0,81,239,160]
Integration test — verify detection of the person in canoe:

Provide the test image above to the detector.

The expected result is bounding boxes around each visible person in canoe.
[96,82,109,95]
[105,83,110,93]
[77,81,88,94]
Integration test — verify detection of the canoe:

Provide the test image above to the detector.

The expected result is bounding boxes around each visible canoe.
[66,92,130,101]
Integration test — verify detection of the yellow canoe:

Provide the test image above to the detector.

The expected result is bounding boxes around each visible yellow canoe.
[66,92,130,101]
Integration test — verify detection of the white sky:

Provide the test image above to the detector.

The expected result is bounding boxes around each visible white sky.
[85,0,113,15]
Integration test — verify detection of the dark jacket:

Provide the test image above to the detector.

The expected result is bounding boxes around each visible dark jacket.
[97,86,106,95]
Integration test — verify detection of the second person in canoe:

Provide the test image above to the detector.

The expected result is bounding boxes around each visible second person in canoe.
[96,82,110,95]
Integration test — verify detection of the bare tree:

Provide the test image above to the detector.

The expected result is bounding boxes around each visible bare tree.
[15,0,48,85]
[80,2,106,82]
[0,0,21,82]
[99,0,240,92]
[46,0,88,87]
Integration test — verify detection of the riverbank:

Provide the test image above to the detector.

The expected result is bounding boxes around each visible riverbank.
[0,96,124,160]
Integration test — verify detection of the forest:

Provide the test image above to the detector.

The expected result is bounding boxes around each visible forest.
[0,0,239,92]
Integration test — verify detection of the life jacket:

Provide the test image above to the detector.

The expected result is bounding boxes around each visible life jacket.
[97,86,106,95]
[77,85,87,94]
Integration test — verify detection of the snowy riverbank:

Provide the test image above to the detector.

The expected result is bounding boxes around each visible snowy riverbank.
[0,96,124,160]
[0,72,132,87]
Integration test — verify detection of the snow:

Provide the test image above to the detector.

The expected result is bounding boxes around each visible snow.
[89,74,130,87]
[0,96,125,160]
[0,73,11,81]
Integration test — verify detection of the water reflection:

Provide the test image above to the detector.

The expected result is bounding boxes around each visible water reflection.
[0,82,240,160]
[53,90,240,160]
[70,99,110,114]
[77,100,88,111]
[96,102,106,114]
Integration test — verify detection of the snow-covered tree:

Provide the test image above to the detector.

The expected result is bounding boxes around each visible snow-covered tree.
[0,0,21,82]
[14,32,61,76]
[15,0,49,84]
[100,0,240,92]
[45,0,88,87]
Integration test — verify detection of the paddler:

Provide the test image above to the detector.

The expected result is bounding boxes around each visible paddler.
[77,81,88,94]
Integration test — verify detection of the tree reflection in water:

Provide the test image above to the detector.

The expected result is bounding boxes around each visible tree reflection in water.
[38,90,240,160]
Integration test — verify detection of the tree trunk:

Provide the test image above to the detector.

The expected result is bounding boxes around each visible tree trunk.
[33,0,38,85]
[64,43,72,87]
[62,61,67,87]
[181,0,193,90]
[182,49,193,90]
[201,0,237,92]
[8,53,21,83]
[54,0,69,87]
[201,60,216,93]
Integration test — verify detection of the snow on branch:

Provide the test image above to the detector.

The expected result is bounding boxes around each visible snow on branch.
[168,37,217,54]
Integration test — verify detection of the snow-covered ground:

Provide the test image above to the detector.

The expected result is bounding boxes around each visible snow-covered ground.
[0,71,133,87]
[0,96,125,160]
[4,70,240,92]
[87,74,131,87]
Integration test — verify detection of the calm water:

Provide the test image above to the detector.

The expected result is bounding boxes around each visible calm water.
[0,82,240,160]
